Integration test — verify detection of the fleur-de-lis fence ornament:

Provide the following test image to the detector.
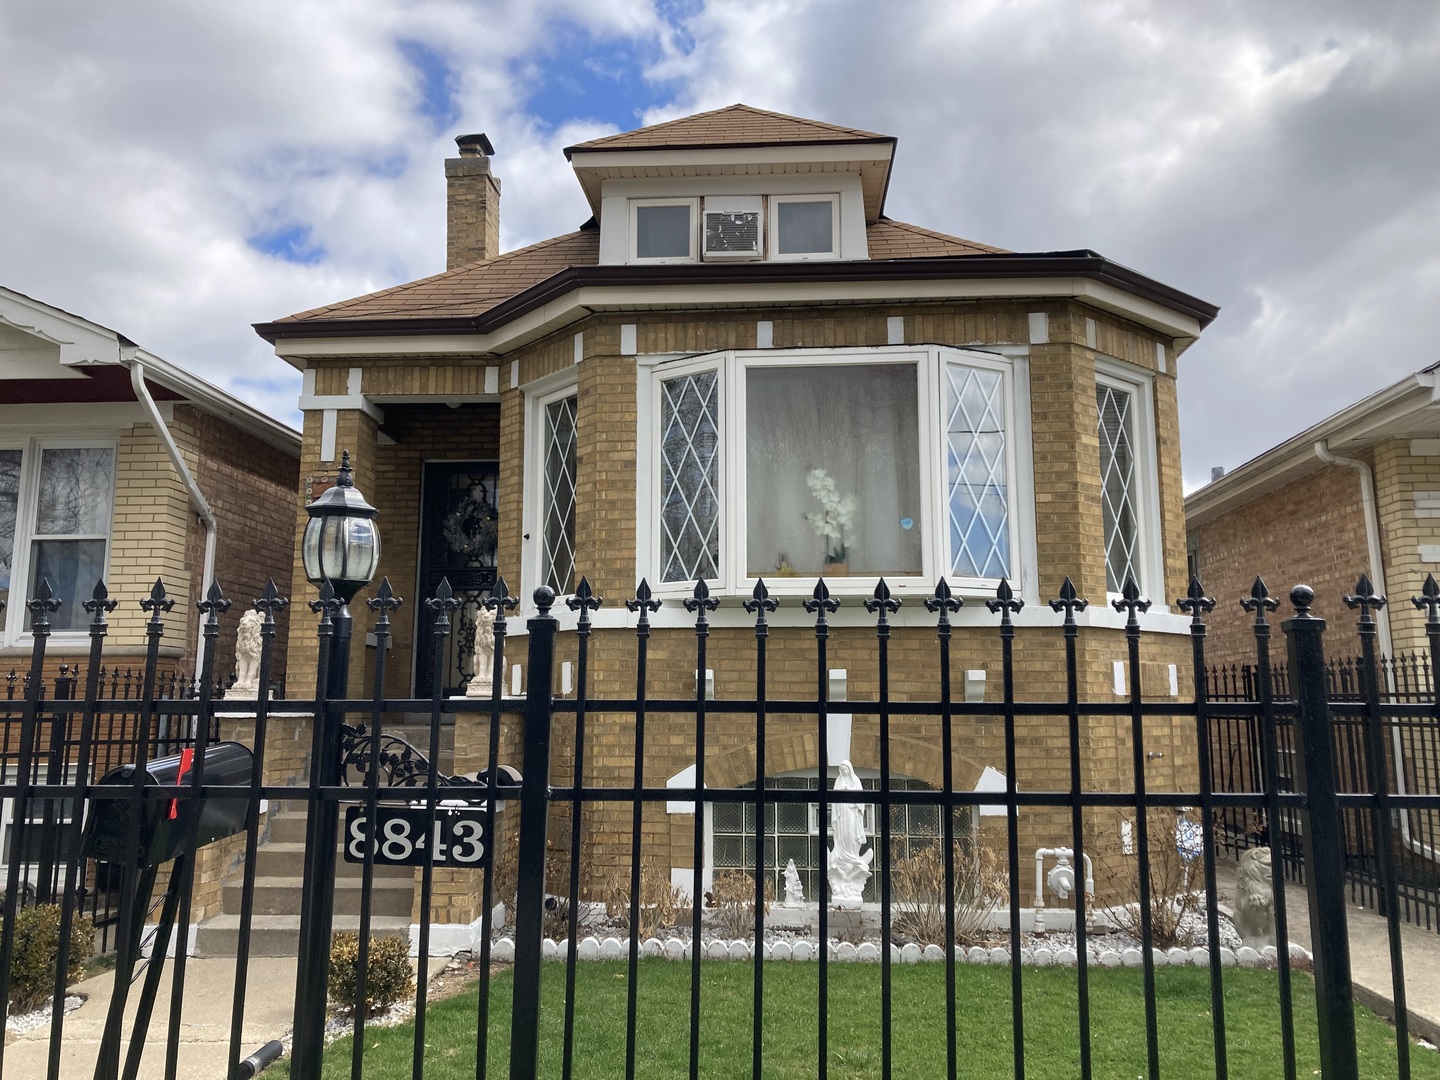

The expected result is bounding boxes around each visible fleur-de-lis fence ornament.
[256,577,291,624]
[84,580,119,624]
[1048,576,1088,624]
[365,576,400,620]
[1177,574,1215,626]
[1241,575,1280,624]
[684,578,719,626]
[566,576,602,624]
[986,576,1024,623]
[1111,574,1151,624]
[925,577,963,623]
[1344,573,1387,626]
[426,577,461,636]
[1412,573,1440,625]
[198,579,232,622]
[625,578,662,633]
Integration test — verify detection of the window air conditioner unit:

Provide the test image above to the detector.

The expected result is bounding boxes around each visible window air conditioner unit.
[702,196,762,259]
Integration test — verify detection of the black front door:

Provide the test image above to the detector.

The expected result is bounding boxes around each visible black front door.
[414,461,499,697]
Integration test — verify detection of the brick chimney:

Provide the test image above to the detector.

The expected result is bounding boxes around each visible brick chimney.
[446,133,500,269]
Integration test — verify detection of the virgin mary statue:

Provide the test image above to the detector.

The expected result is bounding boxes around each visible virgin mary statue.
[828,760,873,908]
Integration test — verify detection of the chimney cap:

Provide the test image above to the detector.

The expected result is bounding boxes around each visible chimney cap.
[455,133,495,157]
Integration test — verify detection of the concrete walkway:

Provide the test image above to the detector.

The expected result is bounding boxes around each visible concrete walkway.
[1214,860,1440,1046]
[5,955,449,1079]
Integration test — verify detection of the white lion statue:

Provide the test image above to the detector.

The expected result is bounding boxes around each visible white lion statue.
[225,610,264,698]
[1233,846,1276,949]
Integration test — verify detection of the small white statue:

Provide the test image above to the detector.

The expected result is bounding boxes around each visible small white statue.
[225,610,264,698]
[465,605,497,697]
[783,859,805,906]
[827,760,873,909]
[1234,846,1276,949]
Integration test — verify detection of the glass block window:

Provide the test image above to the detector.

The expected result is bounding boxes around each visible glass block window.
[1097,383,1139,593]
[711,771,957,904]
[541,395,577,594]
[946,362,1009,579]
[659,370,721,582]
[26,447,114,631]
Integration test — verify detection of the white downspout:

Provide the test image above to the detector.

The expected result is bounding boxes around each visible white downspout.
[1313,441,1394,662]
[128,359,217,685]
[1311,441,1435,858]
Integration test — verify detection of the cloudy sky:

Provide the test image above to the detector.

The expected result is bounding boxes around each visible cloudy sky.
[2,0,1437,491]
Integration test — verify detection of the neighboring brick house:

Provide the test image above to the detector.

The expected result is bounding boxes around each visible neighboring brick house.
[1186,362,1440,667]
[254,105,1219,919]
[1,286,300,717]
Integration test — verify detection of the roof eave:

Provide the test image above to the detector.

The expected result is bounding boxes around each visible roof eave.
[255,252,1218,348]
[1185,372,1440,528]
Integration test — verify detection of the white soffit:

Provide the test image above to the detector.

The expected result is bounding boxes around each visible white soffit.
[272,275,1205,366]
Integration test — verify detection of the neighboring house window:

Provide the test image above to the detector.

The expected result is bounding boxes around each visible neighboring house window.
[770,195,839,260]
[642,346,1032,596]
[631,199,697,262]
[541,395,578,594]
[0,441,115,640]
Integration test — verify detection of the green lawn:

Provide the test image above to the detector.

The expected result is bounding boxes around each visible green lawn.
[279,961,1437,1079]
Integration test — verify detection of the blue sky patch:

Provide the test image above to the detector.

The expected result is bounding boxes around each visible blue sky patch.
[399,38,460,132]
[247,223,326,265]
[520,22,677,133]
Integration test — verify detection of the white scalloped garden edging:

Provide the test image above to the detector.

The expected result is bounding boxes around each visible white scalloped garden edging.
[487,936,1309,969]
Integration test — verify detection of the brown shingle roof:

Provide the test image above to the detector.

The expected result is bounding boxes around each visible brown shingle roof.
[866,218,1007,258]
[273,229,601,324]
[565,104,892,156]
[269,219,1001,327]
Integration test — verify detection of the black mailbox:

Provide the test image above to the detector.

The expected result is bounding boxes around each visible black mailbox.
[82,741,254,868]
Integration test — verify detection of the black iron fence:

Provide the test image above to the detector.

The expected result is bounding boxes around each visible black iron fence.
[0,569,1437,1079]
[1208,647,1440,933]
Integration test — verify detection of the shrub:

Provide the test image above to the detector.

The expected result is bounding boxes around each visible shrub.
[328,932,414,1017]
[892,836,1008,947]
[3,903,95,1015]
[1098,810,1204,948]
[606,859,691,938]
[706,870,771,940]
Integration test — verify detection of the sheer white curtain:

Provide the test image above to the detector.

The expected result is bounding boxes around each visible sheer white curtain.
[746,364,922,578]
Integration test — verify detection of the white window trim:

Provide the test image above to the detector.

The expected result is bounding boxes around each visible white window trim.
[638,345,1038,603]
[521,370,580,606]
[0,764,78,878]
[629,197,699,264]
[768,194,840,262]
[1,436,118,646]
[1095,358,1166,608]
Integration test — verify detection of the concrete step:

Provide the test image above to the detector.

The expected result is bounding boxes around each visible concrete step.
[253,840,414,881]
[223,875,414,919]
[194,914,411,958]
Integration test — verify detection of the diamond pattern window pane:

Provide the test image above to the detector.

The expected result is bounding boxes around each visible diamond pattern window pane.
[659,370,720,582]
[1097,384,1139,592]
[542,396,577,594]
[945,364,1009,579]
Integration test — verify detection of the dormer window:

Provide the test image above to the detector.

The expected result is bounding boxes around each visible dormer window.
[772,194,839,260]
[632,199,697,262]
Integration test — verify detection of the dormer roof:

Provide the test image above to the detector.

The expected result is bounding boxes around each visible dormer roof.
[564,103,898,223]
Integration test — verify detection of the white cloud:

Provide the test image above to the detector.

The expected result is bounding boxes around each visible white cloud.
[1,0,1436,492]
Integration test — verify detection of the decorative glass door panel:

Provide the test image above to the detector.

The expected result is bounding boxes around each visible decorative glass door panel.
[414,462,499,697]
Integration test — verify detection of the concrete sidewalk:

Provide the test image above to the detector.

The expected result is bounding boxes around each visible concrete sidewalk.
[5,956,299,1080]
[1214,860,1440,1045]
[5,955,450,1079]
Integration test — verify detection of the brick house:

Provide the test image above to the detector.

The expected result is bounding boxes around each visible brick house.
[1,285,300,750]
[1186,362,1440,666]
[253,105,1219,921]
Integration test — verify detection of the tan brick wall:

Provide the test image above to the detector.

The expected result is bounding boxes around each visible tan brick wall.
[278,298,1197,910]
[1370,440,1440,656]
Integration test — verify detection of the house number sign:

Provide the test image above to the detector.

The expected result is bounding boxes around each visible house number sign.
[343,805,489,867]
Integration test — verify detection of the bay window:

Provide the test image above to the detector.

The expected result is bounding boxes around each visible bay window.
[644,346,1033,596]
[1095,360,1163,599]
[1,440,116,640]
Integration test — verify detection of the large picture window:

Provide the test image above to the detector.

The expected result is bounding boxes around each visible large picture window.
[1,440,115,640]
[644,346,1031,596]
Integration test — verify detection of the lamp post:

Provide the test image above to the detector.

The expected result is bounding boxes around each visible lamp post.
[291,449,379,1080]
